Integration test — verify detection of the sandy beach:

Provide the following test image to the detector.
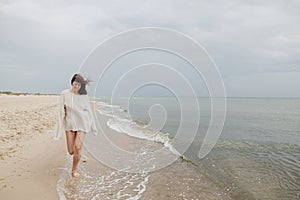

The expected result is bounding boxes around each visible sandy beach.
[0,94,65,200]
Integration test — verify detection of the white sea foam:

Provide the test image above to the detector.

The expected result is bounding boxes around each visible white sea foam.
[57,151,152,200]
[96,101,122,108]
[105,112,182,158]
[97,100,187,161]
[96,101,128,118]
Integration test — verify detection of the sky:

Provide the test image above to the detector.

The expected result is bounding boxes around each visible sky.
[0,0,299,97]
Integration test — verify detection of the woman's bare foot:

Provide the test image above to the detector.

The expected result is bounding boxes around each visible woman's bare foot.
[71,170,80,177]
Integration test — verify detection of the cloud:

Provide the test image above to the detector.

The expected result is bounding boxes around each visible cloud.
[0,0,299,96]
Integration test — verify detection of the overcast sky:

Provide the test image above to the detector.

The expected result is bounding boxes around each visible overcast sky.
[0,0,299,97]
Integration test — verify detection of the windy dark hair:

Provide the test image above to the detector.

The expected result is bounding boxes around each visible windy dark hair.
[71,73,91,95]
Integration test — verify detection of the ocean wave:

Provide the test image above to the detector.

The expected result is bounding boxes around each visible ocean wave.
[96,100,184,159]
[108,114,186,160]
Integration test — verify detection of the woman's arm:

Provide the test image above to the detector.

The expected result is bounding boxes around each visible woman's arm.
[53,92,65,140]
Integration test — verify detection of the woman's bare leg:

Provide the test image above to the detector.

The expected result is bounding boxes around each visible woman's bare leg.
[72,131,86,177]
[65,130,76,155]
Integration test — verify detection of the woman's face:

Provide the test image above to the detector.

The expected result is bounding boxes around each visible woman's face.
[72,81,81,93]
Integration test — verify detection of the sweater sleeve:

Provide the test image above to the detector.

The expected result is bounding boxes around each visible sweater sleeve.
[53,92,65,140]
[86,96,98,136]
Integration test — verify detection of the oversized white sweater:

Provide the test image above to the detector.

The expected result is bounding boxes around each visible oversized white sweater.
[53,89,98,140]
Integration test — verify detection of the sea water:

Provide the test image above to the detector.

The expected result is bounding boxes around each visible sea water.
[57,97,300,199]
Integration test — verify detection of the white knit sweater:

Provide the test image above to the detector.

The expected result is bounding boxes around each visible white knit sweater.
[53,89,98,140]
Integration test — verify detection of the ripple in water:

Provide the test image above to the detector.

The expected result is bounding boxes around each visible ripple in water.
[57,149,152,200]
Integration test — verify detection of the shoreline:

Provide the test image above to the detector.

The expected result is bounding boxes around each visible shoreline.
[58,111,228,199]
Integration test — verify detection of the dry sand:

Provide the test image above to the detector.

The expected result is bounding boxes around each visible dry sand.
[0,94,66,200]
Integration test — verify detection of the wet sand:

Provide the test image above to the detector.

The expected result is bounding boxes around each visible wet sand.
[59,112,229,199]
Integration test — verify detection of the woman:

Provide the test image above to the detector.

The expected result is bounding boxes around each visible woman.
[54,73,98,177]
